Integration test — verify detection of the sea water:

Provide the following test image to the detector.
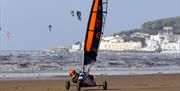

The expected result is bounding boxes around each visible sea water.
[0,51,180,79]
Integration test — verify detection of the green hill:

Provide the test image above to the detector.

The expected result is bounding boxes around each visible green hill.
[113,16,180,36]
[112,16,180,46]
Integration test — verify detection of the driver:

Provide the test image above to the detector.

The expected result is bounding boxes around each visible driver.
[69,69,96,86]
[69,68,79,83]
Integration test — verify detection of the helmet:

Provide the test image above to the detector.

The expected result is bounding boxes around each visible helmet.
[70,68,75,74]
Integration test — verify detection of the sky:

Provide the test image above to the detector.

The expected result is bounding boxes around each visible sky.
[0,0,180,50]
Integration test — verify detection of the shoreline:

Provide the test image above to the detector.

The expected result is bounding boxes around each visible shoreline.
[0,72,180,80]
[0,65,180,78]
[1,50,180,54]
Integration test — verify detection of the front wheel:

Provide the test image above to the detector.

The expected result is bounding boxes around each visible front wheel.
[66,81,70,90]
[103,81,107,90]
[77,81,82,91]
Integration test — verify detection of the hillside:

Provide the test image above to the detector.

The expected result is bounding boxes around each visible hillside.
[112,16,180,45]
[113,16,180,36]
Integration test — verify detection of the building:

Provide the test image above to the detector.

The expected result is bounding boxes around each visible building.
[145,26,180,52]
[43,47,69,54]
[142,39,159,51]
[99,36,142,51]
[163,26,173,31]
[69,41,82,52]
[102,35,124,42]
[161,42,180,51]
[100,41,142,51]
[150,26,174,44]
[132,32,150,38]
[171,35,180,42]
[177,39,180,43]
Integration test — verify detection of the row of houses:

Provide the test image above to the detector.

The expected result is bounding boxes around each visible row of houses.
[44,26,180,53]
[69,27,180,52]
[99,36,142,51]
[143,27,180,52]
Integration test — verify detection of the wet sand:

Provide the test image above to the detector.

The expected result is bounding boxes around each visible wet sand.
[0,74,179,91]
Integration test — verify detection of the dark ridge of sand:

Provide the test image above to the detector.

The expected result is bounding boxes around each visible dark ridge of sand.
[0,74,179,91]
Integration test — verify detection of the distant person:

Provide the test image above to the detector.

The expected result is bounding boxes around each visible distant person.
[69,68,79,83]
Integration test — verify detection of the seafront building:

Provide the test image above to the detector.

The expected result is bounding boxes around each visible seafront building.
[99,35,142,51]
[44,27,180,53]
[142,39,159,51]
[143,27,180,52]
[43,47,69,54]
[69,35,142,52]
[69,41,82,52]
[161,42,180,52]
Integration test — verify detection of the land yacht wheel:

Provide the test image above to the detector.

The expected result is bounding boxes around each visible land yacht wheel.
[66,81,70,90]
[77,81,82,91]
[103,81,107,90]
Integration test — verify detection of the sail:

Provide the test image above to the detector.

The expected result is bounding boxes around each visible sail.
[83,0,104,65]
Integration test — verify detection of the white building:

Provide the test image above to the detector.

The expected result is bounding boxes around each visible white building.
[145,26,180,52]
[177,39,180,43]
[100,41,142,51]
[161,42,180,51]
[70,42,82,52]
[150,34,169,44]
[102,35,123,42]
[143,39,159,51]
[43,47,69,54]
[163,26,173,31]
[150,27,174,44]
[132,32,150,38]
[99,36,142,51]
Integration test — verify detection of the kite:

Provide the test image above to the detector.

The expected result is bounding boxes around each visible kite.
[6,32,11,38]
[71,11,75,17]
[76,11,82,21]
[49,25,53,31]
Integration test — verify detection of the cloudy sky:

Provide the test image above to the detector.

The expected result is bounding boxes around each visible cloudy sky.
[0,0,179,50]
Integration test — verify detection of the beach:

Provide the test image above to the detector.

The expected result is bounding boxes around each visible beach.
[0,74,179,91]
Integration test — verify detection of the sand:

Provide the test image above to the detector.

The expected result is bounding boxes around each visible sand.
[0,74,179,91]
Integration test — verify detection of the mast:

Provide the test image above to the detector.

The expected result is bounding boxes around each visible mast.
[82,0,108,72]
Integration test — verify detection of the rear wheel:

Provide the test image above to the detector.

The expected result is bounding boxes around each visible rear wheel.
[66,81,70,90]
[77,81,81,91]
[103,81,107,90]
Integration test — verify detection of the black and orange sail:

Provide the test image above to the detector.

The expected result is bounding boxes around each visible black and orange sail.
[83,0,108,66]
